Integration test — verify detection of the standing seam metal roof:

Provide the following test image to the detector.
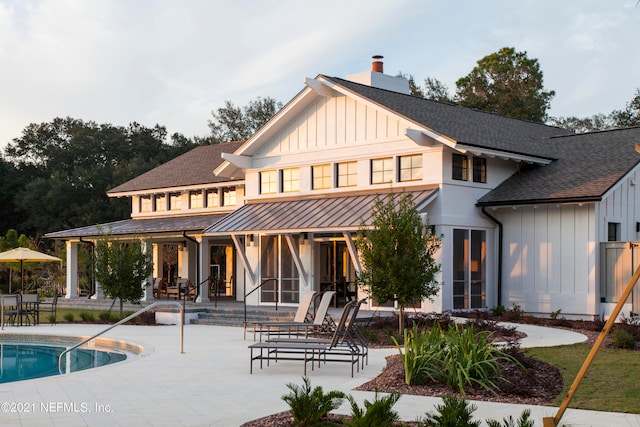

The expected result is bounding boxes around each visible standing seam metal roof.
[206,189,438,234]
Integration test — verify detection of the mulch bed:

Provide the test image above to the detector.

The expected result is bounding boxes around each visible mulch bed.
[241,316,616,426]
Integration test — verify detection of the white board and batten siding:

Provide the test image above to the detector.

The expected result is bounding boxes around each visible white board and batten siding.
[497,204,597,317]
[246,94,442,199]
[599,167,640,243]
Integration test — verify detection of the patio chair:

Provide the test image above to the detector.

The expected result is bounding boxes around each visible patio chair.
[1,294,19,327]
[38,293,58,325]
[249,300,361,376]
[253,291,335,342]
[19,293,40,326]
[152,278,167,299]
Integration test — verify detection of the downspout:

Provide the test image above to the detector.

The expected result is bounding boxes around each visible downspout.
[183,232,200,300]
[79,237,95,299]
[481,207,503,307]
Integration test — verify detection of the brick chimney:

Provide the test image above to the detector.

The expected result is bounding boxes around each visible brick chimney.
[372,55,383,73]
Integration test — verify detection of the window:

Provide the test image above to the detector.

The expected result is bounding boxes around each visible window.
[154,194,166,211]
[608,222,621,242]
[140,196,152,213]
[223,187,236,206]
[282,168,300,193]
[473,157,487,183]
[371,157,393,184]
[169,193,182,210]
[260,170,278,194]
[189,191,203,209]
[453,229,486,309]
[337,161,357,187]
[452,154,468,181]
[206,189,219,207]
[312,164,332,190]
[399,154,422,182]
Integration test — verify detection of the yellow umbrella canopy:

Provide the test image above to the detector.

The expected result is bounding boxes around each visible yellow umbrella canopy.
[0,247,62,293]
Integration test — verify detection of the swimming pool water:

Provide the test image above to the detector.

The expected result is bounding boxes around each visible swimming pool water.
[0,343,127,383]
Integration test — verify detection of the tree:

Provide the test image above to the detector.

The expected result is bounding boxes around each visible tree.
[355,192,441,333]
[208,96,282,143]
[549,88,640,132]
[94,234,153,318]
[3,117,198,237]
[455,47,555,122]
[396,73,454,103]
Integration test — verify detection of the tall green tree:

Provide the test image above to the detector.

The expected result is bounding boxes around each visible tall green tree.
[455,47,555,122]
[549,88,640,132]
[355,192,441,333]
[94,234,153,318]
[208,96,282,143]
[3,117,198,237]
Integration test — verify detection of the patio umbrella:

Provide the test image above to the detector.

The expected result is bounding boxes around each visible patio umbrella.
[0,247,62,293]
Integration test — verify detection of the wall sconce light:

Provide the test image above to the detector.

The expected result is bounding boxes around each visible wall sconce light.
[636,222,640,233]
[246,234,254,246]
[300,232,308,245]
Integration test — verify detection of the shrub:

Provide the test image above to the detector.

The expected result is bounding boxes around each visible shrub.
[550,309,562,320]
[99,311,116,322]
[611,328,636,349]
[345,391,400,427]
[63,313,74,322]
[47,314,56,323]
[394,323,524,394]
[486,409,534,427]
[421,395,481,427]
[392,323,446,385]
[79,312,95,322]
[281,376,345,427]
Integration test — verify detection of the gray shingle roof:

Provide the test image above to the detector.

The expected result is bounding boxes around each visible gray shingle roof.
[477,127,640,206]
[108,141,244,194]
[325,76,572,158]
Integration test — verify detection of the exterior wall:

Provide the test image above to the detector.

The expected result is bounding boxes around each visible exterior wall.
[599,167,640,242]
[244,95,441,199]
[494,204,597,317]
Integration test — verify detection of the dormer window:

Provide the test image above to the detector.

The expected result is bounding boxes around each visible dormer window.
[189,191,203,209]
[154,194,166,211]
[169,193,182,210]
[206,189,219,207]
[223,187,236,206]
[452,154,468,181]
[140,196,152,213]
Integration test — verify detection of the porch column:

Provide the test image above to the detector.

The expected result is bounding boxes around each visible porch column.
[65,240,79,299]
[197,237,207,302]
[141,239,154,302]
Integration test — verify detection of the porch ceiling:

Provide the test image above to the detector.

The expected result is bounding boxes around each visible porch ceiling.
[45,213,228,239]
[205,187,438,235]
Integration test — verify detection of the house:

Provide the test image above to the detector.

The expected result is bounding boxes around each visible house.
[46,58,640,319]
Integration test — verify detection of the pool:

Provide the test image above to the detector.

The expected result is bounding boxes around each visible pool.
[0,334,141,384]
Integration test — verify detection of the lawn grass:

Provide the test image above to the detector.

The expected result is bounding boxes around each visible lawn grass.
[38,307,132,324]
[526,343,640,413]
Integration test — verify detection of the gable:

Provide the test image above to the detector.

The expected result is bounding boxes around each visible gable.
[253,93,411,158]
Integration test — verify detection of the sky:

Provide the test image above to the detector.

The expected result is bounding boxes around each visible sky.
[0,0,639,149]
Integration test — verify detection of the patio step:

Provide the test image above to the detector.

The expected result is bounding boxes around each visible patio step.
[191,307,296,327]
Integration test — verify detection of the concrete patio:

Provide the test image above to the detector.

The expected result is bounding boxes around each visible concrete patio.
[0,322,638,426]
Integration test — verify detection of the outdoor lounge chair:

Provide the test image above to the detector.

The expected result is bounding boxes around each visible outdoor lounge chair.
[263,298,369,370]
[252,291,335,342]
[248,299,362,376]
[247,291,316,340]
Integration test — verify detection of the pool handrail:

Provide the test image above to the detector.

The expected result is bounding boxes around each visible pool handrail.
[58,301,184,374]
